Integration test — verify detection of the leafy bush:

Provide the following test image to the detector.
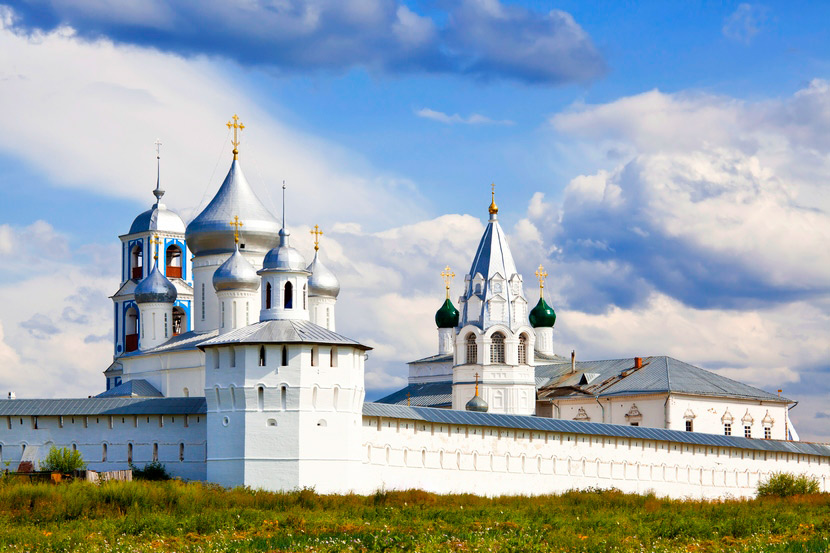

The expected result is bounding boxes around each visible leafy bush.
[39,447,86,473]
[758,472,820,497]
[130,461,171,481]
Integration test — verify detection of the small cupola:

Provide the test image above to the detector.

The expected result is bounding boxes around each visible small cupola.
[529,297,556,328]
[435,299,459,328]
[135,259,177,304]
[465,373,489,413]
[261,228,307,272]
[213,244,259,292]
[306,228,340,298]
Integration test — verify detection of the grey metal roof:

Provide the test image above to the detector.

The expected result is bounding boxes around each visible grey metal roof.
[198,319,371,350]
[135,263,177,304]
[536,357,789,403]
[0,397,206,416]
[185,159,280,256]
[103,362,123,376]
[128,203,186,235]
[307,249,340,298]
[96,379,163,399]
[375,382,452,408]
[362,402,830,457]
[121,330,218,357]
[408,353,453,365]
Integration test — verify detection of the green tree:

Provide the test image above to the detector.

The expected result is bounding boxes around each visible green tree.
[758,472,820,497]
[40,447,86,473]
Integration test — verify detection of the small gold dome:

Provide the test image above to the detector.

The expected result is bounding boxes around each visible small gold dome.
[488,183,498,215]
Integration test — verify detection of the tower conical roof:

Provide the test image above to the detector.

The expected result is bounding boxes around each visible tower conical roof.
[186,160,280,256]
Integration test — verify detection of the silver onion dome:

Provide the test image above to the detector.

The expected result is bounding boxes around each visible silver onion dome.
[213,245,260,292]
[129,204,186,235]
[260,228,308,272]
[186,160,281,256]
[135,263,177,304]
[465,394,489,413]
[306,250,340,298]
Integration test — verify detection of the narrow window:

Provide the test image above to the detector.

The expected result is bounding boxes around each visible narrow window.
[764,427,771,440]
[165,244,183,278]
[281,346,288,366]
[201,283,205,320]
[326,308,330,328]
[744,425,751,438]
[230,348,236,367]
[311,346,318,367]
[153,443,158,462]
[266,283,272,309]
[221,302,225,328]
[630,422,639,427]
[280,385,287,410]
[490,332,505,364]
[0,444,2,463]
[333,387,339,411]
[518,334,528,364]
[466,334,477,364]
[131,243,143,279]
[685,420,693,432]
[246,302,250,325]
[284,281,293,309]
[257,386,264,411]
[164,312,168,338]
[259,346,266,367]
[724,423,732,436]
[232,300,237,328]
[127,443,133,464]
[102,443,108,462]
[303,284,307,309]
[179,443,185,462]
[172,307,184,336]
[32,416,38,430]
[215,387,221,408]
[330,347,337,367]
[312,386,318,409]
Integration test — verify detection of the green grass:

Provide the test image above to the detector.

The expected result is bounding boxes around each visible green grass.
[0,480,828,552]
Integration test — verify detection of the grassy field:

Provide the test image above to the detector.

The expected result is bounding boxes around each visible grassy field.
[0,480,828,552]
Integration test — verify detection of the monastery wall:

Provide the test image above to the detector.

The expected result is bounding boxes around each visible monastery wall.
[358,413,830,499]
[0,414,206,481]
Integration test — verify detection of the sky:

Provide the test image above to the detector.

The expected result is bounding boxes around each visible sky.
[0,1,828,440]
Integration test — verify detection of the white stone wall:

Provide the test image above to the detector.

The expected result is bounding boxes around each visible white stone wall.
[357,414,830,499]
[0,413,206,481]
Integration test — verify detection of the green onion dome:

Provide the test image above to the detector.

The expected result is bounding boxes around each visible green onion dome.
[465,394,489,412]
[435,298,459,328]
[529,297,556,328]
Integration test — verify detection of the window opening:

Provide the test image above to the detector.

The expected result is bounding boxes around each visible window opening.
[257,386,264,411]
[686,420,693,432]
[102,443,108,462]
[131,243,143,279]
[153,443,158,462]
[724,423,732,436]
[172,307,184,336]
[127,443,133,464]
[179,443,184,462]
[330,347,337,367]
[284,281,293,309]
[490,332,505,364]
[265,283,272,309]
[465,334,477,364]
[165,244,182,278]
[303,284,307,309]
[259,346,266,367]
[764,427,771,440]
[201,283,205,320]
[311,346,318,367]
[744,425,751,438]
[518,334,528,364]
[281,346,288,366]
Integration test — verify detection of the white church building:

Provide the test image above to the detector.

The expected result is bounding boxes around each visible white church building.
[1,117,828,498]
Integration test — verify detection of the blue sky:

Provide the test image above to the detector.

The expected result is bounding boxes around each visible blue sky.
[0,1,828,440]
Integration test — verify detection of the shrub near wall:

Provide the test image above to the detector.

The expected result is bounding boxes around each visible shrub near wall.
[39,447,86,473]
[758,472,820,497]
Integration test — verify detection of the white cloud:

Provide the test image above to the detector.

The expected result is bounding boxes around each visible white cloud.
[416,108,514,126]
[0,18,424,230]
[722,3,768,44]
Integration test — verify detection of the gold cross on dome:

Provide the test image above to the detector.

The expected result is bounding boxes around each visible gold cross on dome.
[310,224,323,251]
[535,264,548,292]
[226,114,245,160]
[154,139,162,157]
[406,392,411,407]
[440,265,455,299]
[229,215,243,244]
[149,236,162,260]
[474,372,480,396]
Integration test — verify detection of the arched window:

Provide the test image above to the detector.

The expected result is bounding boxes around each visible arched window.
[259,346,266,367]
[183,387,189,397]
[152,443,158,462]
[125,307,139,352]
[127,443,133,464]
[280,385,287,410]
[518,334,528,365]
[165,244,182,278]
[179,443,184,462]
[311,346,319,367]
[465,333,477,364]
[172,307,184,336]
[281,346,288,366]
[284,281,293,309]
[257,386,264,411]
[490,332,505,364]
[265,283,272,310]
[330,347,337,367]
[303,284,307,309]
[130,244,143,279]
[102,443,108,462]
